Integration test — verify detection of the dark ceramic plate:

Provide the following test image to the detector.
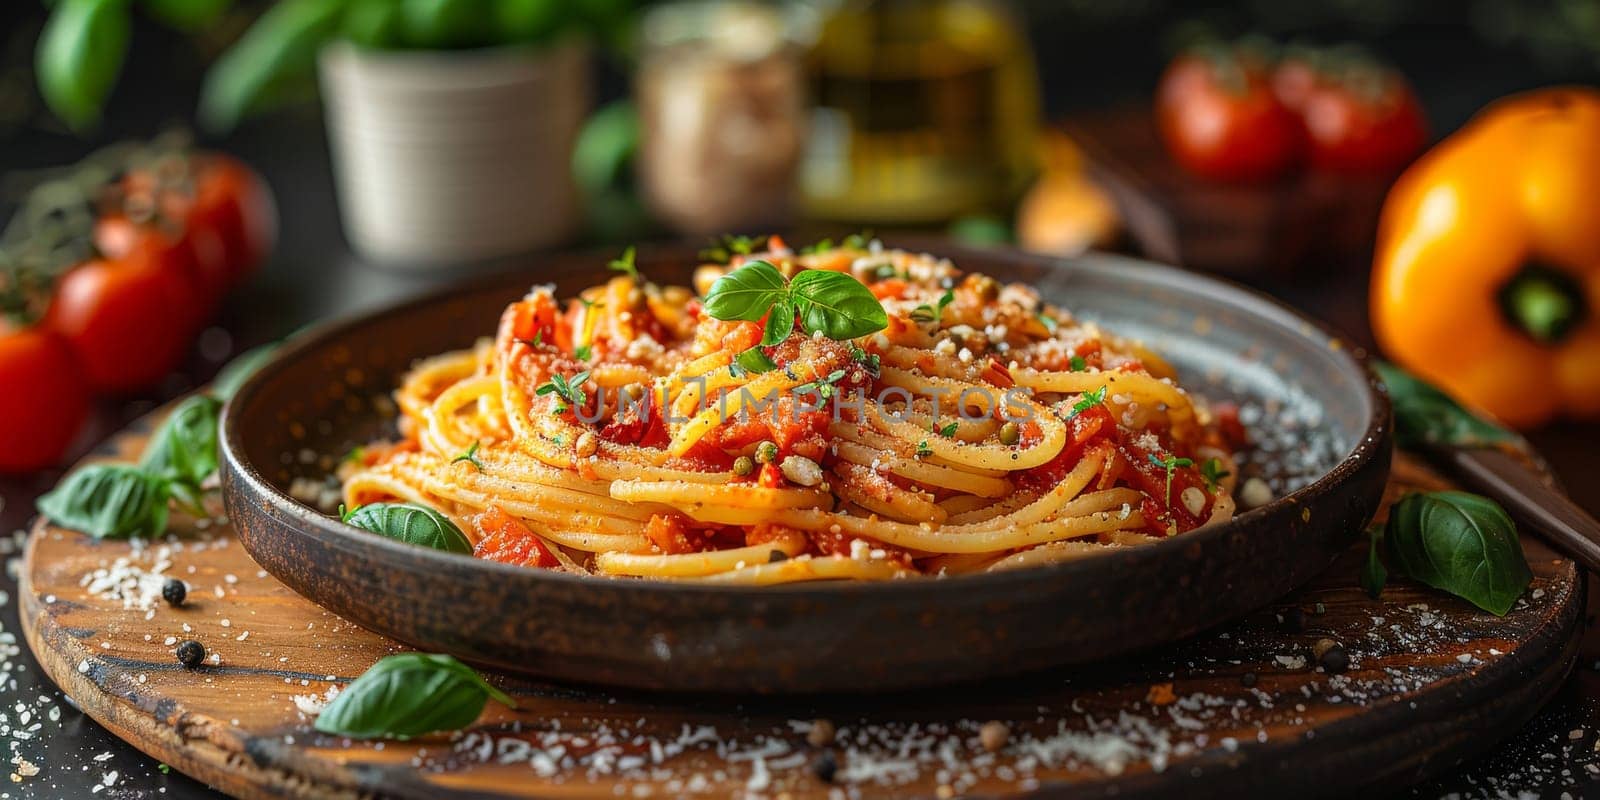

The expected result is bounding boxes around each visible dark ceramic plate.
[219,244,1391,694]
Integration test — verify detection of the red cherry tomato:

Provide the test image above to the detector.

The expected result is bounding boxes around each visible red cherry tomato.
[1298,71,1428,173]
[1270,55,1321,112]
[120,154,274,292]
[93,214,227,313]
[1156,52,1304,182]
[179,155,275,289]
[44,240,206,394]
[0,325,91,472]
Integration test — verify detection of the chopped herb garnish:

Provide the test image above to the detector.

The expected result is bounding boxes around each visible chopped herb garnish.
[518,330,543,349]
[915,440,933,458]
[936,420,959,437]
[451,441,485,472]
[870,263,904,281]
[1199,457,1231,491]
[573,343,592,361]
[608,245,639,280]
[850,344,881,377]
[909,289,955,325]
[578,296,604,310]
[798,369,849,400]
[841,232,871,250]
[534,370,591,411]
[1038,313,1059,334]
[699,234,767,264]
[1148,452,1194,506]
[1068,355,1087,372]
[1065,385,1107,420]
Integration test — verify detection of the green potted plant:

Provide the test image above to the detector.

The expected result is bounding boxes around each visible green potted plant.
[36,0,633,264]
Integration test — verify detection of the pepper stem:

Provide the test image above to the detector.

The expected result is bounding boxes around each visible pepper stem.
[1500,266,1587,345]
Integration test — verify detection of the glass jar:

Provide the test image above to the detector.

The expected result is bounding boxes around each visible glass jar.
[636,2,815,234]
[802,0,1041,224]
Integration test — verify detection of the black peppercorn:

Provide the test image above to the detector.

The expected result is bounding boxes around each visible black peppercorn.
[812,752,838,783]
[1240,671,1258,688]
[162,578,187,607]
[1319,644,1350,674]
[175,640,205,668]
[769,549,788,563]
[1276,606,1306,632]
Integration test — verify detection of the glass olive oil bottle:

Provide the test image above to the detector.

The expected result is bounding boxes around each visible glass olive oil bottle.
[802,0,1041,224]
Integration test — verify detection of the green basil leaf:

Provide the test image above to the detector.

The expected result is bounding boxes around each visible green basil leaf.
[1375,361,1515,450]
[789,269,888,340]
[342,502,473,554]
[198,0,346,132]
[1384,491,1532,616]
[139,395,223,491]
[734,347,778,375]
[702,260,788,322]
[398,0,495,49]
[36,0,131,132]
[573,100,638,196]
[496,0,566,43]
[341,0,404,47]
[139,0,231,32]
[37,464,169,539]
[1360,525,1387,600]
[314,653,514,739]
[212,342,280,402]
[760,299,794,346]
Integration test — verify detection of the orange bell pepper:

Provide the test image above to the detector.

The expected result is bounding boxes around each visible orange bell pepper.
[1371,86,1600,428]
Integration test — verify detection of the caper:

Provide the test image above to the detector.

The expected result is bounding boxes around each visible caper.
[998,421,1021,445]
[733,456,756,476]
[755,441,779,464]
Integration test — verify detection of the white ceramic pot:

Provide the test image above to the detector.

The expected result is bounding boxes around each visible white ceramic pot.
[318,41,590,265]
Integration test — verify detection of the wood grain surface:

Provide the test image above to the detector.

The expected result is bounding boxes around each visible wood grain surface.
[18,418,1584,799]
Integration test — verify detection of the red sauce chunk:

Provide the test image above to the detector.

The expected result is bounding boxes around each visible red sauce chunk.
[473,506,559,568]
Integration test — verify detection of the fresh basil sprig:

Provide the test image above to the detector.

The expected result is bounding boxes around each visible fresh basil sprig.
[1362,490,1533,616]
[37,465,170,540]
[909,289,955,325]
[341,503,473,554]
[1375,361,1514,450]
[702,260,887,342]
[140,394,224,510]
[37,344,277,538]
[314,653,515,739]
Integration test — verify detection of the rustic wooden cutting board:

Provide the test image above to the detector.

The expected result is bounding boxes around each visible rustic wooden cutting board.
[17,414,1584,799]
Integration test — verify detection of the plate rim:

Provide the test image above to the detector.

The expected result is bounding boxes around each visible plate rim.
[219,243,1392,598]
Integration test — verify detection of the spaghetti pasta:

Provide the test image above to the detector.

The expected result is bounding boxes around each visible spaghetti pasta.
[340,238,1245,583]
